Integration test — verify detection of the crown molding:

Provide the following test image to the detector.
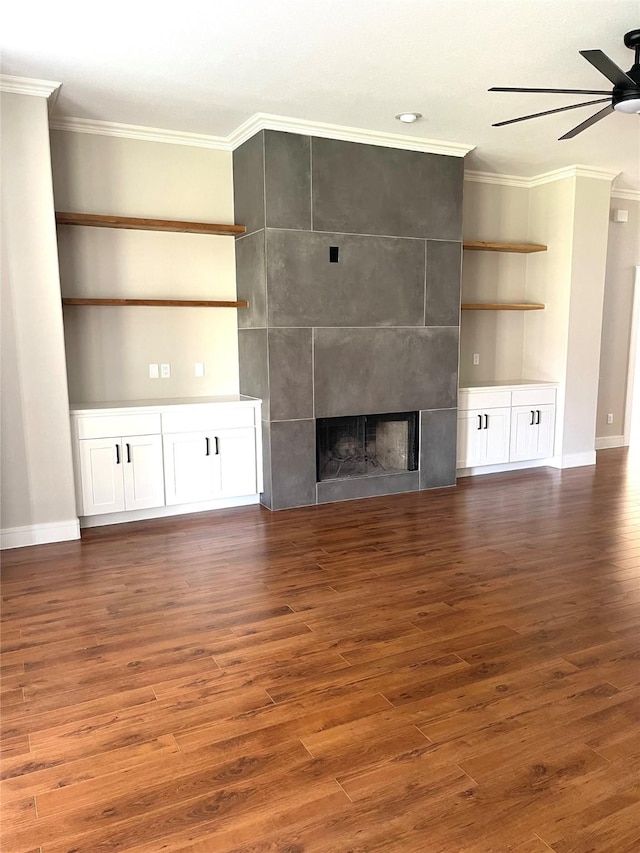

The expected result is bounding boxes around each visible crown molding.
[528,165,620,187]
[229,113,476,157]
[0,75,61,113]
[464,170,530,188]
[50,112,475,158]
[611,187,640,201]
[0,74,61,99]
[48,116,230,150]
[465,164,621,189]
[46,113,634,194]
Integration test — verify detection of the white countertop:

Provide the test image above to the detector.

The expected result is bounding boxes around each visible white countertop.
[70,395,261,414]
[459,379,558,392]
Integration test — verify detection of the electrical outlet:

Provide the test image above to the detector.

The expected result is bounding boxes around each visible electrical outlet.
[473,353,480,366]
[607,413,614,424]
[148,363,159,379]
[160,363,171,379]
[194,362,205,377]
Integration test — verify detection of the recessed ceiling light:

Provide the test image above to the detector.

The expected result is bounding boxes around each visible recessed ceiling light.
[395,112,422,124]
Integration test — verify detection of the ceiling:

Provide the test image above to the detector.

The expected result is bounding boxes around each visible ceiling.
[2,0,639,191]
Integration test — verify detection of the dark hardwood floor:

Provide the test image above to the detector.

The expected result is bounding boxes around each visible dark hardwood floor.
[1,447,639,853]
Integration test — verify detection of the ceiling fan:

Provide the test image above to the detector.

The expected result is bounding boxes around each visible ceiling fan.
[490,28,640,139]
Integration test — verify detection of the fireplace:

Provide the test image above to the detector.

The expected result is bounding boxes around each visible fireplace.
[317,412,419,482]
[235,130,462,508]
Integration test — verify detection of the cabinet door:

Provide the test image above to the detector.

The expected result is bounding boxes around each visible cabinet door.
[213,428,258,498]
[122,434,165,510]
[483,408,511,465]
[457,410,487,468]
[510,406,540,462]
[79,438,125,515]
[510,404,555,461]
[163,432,216,505]
[534,404,555,459]
[457,409,510,468]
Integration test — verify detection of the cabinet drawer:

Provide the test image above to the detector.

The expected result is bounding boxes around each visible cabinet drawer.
[76,413,161,439]
[458,390,511,411]
[162,406,255,434]
[511,388,556,407]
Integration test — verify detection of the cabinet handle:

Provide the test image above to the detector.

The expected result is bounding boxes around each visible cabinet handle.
[205,437,210,456]
[530,410,535,425]
[477,414,483,431]
[215,436,220,455]
[115,444,121,465]
[536,409,541,425]
[484,414,489,430]
[126,443,131,463]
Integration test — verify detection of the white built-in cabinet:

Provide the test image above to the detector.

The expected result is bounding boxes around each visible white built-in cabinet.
[78,434,164,515]
[70,397,262,525]
[457,383,557,473]
[510,405,555,462]
[457,402,511,468]
[163,432,217,505]
[163,428,258,505]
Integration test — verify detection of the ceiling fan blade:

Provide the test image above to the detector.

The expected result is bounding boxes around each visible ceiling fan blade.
[489,87,611,95]
[559,104,615,139]
[579,50,636,87]
[492,98,611,128]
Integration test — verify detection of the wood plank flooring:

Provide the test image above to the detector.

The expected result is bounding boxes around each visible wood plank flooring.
[1,447,639,852]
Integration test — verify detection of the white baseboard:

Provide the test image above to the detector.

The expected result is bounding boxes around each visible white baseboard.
[456,449,603,477]
[0,519,81,550]
[595,435,625,450]
[456,458,552,478]
[80,494,260,528]
[548,451,597,469]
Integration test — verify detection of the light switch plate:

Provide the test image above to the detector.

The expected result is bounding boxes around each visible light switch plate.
[148,363,159,379]
[194,362,205,377]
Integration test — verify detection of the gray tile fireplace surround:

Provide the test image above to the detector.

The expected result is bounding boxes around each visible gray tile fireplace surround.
[234,130,463,509]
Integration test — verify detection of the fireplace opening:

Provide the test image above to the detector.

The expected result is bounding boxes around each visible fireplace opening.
[316,412,419,482]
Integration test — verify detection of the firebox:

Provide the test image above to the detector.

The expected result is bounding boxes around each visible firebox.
[316,412,419,482]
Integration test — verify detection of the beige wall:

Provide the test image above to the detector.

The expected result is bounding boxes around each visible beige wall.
[50,132,240,402]
[0,93,78,536]
[522,178,574,386]
[461,181,530,384]
[524,175,612,463]
[561,177,611,459]
[522,177,575,459]
[597,198,640,439]
[464,173,613,465]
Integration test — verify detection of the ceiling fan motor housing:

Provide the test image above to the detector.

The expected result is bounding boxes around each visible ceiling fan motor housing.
[615,29,640,111]
[614,84,640,111]
[623,28,640,51]
[614,31,640,113]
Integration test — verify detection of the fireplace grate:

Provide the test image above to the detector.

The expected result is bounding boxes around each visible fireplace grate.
[316,412,418,482]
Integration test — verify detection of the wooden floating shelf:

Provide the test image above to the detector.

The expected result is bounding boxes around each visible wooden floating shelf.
[55,212,246,237]
[462,303,545,311]
[463,241,547,254]
[62,298,248,308]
